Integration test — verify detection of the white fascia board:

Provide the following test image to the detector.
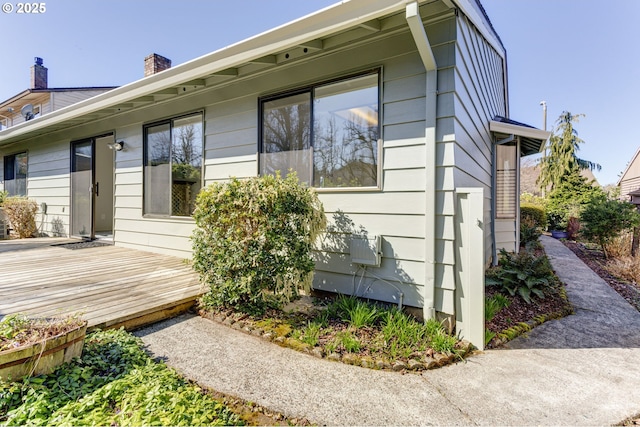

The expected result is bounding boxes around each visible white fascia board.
[490,120,550,142]
[0,0,418,145]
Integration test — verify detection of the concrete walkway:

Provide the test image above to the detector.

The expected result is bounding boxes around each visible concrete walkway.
[136,236,640,425]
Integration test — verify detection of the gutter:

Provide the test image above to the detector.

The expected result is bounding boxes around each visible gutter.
[406,2,437,320]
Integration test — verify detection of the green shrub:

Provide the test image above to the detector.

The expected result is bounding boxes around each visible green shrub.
[192,173,326,314]
[2,196,38,238]
[580,197,640,259]
[520,216,542,248]
[521,203,547,230]
[0,190,7,206]
[485,249,558,304]
[520,192,547,208]
[545,169,605,231]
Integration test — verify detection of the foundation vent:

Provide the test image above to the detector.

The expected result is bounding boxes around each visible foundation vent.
[350,235,382,267]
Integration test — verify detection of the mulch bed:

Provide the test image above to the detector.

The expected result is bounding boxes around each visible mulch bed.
[485,285,571,335]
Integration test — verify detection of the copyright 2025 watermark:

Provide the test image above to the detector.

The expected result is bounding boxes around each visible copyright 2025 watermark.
[2,2,46,13]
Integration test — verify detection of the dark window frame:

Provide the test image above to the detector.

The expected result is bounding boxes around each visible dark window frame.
[142,111,204,218]
[258,68,382,191]
[3,151,28,197]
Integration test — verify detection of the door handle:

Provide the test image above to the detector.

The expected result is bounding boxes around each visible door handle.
[95,182,99,197]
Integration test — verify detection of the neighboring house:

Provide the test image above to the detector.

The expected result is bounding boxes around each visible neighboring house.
[0,58,116,196]
[618,147,640,201]
[0,0,549,349]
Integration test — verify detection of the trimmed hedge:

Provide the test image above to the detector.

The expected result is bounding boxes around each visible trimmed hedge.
[521,203,547,230]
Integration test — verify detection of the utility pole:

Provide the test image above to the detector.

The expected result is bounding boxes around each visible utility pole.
[540,101,548,197]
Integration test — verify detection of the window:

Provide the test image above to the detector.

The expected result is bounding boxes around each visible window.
[260,71,380,188]
[3,152,27,196]
[144,113,203,216]
[496,144,517,218]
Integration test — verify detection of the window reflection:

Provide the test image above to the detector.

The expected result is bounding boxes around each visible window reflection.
[260,72,380,189]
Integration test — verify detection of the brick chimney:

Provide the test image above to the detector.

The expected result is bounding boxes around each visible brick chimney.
[30,57,47,89]
[144,53,171,77]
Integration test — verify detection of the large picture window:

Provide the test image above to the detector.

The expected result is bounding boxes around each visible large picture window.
[144,113,203,216]
[3,152,27,196]
[260,71,380,188]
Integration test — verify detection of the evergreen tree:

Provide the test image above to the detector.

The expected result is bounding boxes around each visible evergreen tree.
[537,111,601,192]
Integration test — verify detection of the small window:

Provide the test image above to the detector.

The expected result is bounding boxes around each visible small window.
[3,152,27,196]
[496,144,517,218]
[143,113,203,216]
[260,71,380,189]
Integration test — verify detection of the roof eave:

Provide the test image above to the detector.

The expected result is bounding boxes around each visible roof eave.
[490,120,551,156]
[0,0,432,146]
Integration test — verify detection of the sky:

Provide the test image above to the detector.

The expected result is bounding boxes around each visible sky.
[1,0,638,185]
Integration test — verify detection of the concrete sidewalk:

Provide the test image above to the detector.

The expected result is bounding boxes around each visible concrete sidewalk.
[136,236,640,425]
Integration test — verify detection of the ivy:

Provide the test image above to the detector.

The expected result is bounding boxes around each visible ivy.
[0,329,242,426]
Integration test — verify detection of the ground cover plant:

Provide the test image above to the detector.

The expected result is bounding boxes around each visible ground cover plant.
[0,329,245,426]
[201,295,471,371]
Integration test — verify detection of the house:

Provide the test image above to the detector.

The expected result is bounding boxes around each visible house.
[618,147,640,201]
[0,0,549,349]
[0,58,116,197]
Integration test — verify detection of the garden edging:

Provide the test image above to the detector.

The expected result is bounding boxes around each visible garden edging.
[199,309,475,372]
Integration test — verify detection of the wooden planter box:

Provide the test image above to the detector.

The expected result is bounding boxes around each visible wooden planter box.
[0,321,87,381]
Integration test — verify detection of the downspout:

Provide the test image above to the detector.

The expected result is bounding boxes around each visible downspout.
[406,2,437,321]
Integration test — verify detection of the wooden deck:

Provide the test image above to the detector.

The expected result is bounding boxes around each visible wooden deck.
[0,238,203,330]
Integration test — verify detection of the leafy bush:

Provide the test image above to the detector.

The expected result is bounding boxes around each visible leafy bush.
[580,197,640,258]
[0,190,7,206]
[192,173,326,314]
[486,249,558,304]
[545,169,604,231]
[2,197,38,238]
[520,216,542,248]
[521,203,547,230]
[520,192,547,208]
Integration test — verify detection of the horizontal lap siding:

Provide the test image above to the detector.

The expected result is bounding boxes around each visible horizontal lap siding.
[0,139,71,237]
[113,124,196,258]
[196,29,440,308]
[52,90,112,111]
[620,154,640,199]
[453,14,507,267]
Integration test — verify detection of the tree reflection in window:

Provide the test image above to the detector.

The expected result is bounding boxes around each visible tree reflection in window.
[144,113,202,216]
[313,74,378,188]
[261,93,311,184]
[260,72,379,188]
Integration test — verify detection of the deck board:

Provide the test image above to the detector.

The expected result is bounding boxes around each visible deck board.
[0,239,204,330]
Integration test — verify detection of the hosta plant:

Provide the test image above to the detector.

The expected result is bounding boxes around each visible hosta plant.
[486,249,558,304]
